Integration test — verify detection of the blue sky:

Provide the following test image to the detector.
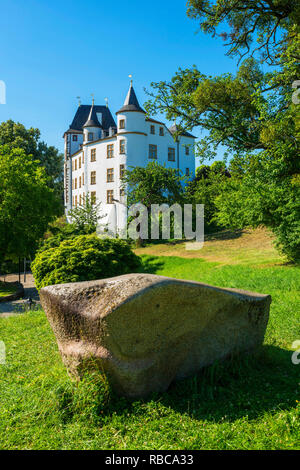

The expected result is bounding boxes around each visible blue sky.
[0,0,239,154]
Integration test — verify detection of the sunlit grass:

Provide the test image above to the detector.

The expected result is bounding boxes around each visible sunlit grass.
[0,253,299,450]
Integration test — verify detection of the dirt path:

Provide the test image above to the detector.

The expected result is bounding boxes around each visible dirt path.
[0,273,40,318]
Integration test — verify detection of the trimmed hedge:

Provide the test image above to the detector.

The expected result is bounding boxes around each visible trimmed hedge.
[32,234,142,289]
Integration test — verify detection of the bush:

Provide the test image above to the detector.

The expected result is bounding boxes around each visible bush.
[32,234,142,289]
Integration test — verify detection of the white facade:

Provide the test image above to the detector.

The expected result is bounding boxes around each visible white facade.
[63,83,196,233]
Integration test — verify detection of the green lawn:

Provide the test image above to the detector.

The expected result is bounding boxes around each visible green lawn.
[0,255,299,450]
[0,281,18,298]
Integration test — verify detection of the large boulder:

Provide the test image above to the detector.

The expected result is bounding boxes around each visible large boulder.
[40,273,271,397]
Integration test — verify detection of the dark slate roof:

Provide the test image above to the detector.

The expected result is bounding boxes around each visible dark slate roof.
[169,124,196,138]
[117,84,146,114]
[83,104,102,128]
[65,105,116,134]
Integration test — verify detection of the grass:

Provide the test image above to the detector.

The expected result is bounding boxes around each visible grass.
[0,231,299,450]
[134,227,285,267]
[0,281,18,298]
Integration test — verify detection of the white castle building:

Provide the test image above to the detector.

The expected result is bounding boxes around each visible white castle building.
[63,81,195,233]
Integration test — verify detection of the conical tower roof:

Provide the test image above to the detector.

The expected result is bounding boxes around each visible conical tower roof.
[83,102,102,128]
[117,82,145,114]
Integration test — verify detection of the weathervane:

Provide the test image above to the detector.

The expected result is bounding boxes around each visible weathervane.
[91,93,95,105]
[105,97,108,108]
[129,74,133,86]
[76,96,81,106]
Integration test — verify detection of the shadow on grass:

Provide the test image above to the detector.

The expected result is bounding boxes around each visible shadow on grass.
[140,255,166,274]
[104,345,299,423]
[144,229,245,246]
[205,229,245,242]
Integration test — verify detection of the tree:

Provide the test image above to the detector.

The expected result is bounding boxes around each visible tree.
[0,145,60,263]
[187,0,299,65]
[124,162,186,209]
[68,194,106,234]
[144,1,299,260]
[123,162,187,244]
[0,120,64,202]
[185,162,231,232]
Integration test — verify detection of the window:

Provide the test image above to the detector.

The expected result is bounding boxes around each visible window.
[120,139,125,154]
[150,125,155,135]
[75,195,78,206]
[79,176,81,188]
[90,171,96,185]
[82,172,84,185]
[168,147,175,161]
[91,191,96,205]
[82,152,84,163]
[119,119,125,129]
[79,156,81,169]
[72,135,78,141]
[79,194,82,205]
[107,168,114,182]
[75,178,77,189]
[185,145,190,155]
[88,132,94,142]
[186,168,190,176]
[107,189,114,204]
[107,144,114,158]
[119,164,125,179]
[159,127,164,136]
[149,144,157,159]
[75,159,77,171]
[91,148,96,162]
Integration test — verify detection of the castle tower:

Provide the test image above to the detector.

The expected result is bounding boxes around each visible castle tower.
[116,79,146,133]
[83,100,102,143]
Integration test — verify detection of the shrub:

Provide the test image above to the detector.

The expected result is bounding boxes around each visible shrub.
[32,234,142,289]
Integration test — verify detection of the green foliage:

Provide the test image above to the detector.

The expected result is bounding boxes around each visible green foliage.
[185,162,231,232]
[0,145,60,261]
[0,120,64,202]
[67,193,106,234]
[38,225,79,254]
[32,234,142,289]
[144,60,268,161]
[124,161,186,208]
[215,155,300,261]
[187,0,299,65]
[123,162,187,243]
[144,2,299,261]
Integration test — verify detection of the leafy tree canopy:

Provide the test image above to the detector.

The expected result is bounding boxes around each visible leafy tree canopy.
[144,0,299,260]
[187,0,300,65]
[0,120,64,196]
[0,145,60,261]
[124,162,186,208]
